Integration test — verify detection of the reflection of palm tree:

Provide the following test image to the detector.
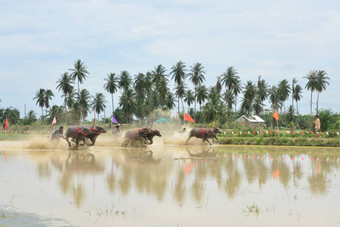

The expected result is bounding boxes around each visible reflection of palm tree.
[308,174,327,194]
[192,179,205,203]
[106,172,116,193]
[73,183,85,208]
[174,171,186,204]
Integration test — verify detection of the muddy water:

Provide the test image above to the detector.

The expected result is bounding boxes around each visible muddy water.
[1,140,340,227]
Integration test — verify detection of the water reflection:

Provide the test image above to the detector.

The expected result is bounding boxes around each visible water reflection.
[28,146,340,208]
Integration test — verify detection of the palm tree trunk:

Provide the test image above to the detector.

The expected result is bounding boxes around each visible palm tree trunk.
[296,101,299,115]
[310,91,313,115]
[177,95,180,115]
[78,80,82,123]
[111,93,114,130]
[316,92,320,114]
[194,87,197,120]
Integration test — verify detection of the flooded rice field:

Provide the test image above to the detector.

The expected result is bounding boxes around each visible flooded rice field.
[1,138,340,227]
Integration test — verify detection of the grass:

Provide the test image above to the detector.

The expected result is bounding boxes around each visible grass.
[218,136,340,147]
[242,203,260,216]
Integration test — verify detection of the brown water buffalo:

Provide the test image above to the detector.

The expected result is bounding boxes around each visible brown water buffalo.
[147,129,162,145]
[81,125,107,146]
[186,128,219,145]
[65,126,92,148]
[122,128,152,146]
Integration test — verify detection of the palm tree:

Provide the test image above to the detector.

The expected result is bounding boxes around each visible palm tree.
[33,88,45,118]
[48,105,64,124]
[56,72,74,109]
[69,59,89,95]
[27,110,37,125]
[304,70,318,114]
[204,91,221,122]
[315,70,330,114]
[269,85,280,111]
[223,90,235,110]
[165,93,176,110]
[220,66,242,112]
[104,73,119,116]
[277,79,291,113]
[188,62,206,116]
[291,78,297,108]
[44,89,54,116]
[62,87,77,109]
[174,81,187,113]
[216,76,222,94]
[92,93,106,120]
[151,64,167,86]
[170,61,187,114]
[184,90,195,112]
[78,89,91,121]
[158,77,170,108]
[196,85,208,111]
[240,81,256,115]
[257,76,269,105]
[134,73,145,101]
[119,89,136,123]
[69,59,90,120]
[118,70,132,91]
[293,85,303,114]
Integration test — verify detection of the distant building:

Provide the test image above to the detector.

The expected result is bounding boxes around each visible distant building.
[236,115,266,128]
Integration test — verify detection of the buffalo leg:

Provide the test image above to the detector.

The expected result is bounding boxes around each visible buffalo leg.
[66,137,71,147]
[186,135,192,144]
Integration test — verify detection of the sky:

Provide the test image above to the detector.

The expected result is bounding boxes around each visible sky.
[1,0,340,119]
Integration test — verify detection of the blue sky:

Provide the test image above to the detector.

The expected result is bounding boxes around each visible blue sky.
[1,0,339,118]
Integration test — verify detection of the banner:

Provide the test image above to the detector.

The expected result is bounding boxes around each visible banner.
[184,113,195,123]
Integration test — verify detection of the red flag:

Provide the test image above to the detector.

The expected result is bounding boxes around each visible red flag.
[272,110,279,120]
[184,163,195,175]
[184,113,195,122]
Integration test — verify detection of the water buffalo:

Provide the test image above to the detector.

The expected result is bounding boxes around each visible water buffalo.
[147,129,162,145]
[186,128,219,145]
[65,126,92,148]
[81,125,107,146]
[122,128,151,146]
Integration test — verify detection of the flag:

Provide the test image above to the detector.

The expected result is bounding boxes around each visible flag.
[272,110,279,120]
[184,113,195,122]
[111,115,118,124]
[4,117,9,129]
[52,117,56,125]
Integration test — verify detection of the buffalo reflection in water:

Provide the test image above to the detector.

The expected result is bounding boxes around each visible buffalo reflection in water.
[51,150,104,208]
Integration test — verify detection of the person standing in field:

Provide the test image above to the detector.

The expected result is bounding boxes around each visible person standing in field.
[313,115,321,138]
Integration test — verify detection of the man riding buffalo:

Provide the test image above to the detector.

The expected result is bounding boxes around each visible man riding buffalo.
[65,125,107,149]
[186,127,221,145]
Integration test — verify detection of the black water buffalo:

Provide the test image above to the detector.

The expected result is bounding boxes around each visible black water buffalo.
[81,125,107,146]
[147,129,162,145]
[65,126,92,148]
[65,125,107,148]
[123,128,151,146]
[186,128,220,145]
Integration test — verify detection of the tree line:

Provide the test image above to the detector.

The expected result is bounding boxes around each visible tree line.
[1,59,332,129]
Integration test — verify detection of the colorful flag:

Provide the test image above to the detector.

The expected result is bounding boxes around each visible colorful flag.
[272,110,279,120]
[4,117,9,129]
[111,115,118,124]
[52,117,56,125]
[184,113,195,122]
